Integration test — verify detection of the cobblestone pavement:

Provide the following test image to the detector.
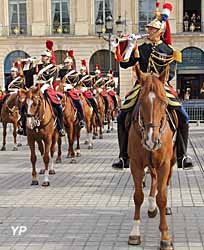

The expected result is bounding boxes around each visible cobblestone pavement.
[0,124,204,250]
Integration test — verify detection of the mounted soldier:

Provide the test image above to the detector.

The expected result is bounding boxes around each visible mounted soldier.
[77,59,101,124]
[105,70,118,110]
[112,2,193,170]
[5,63,25,93]
[18,40,65,137]
[58,50,85,128]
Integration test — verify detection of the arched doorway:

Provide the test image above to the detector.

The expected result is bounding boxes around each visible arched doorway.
[177,47,204,99]
[4,50,30,85]
[54,50,76,68]
[89,49,120,91]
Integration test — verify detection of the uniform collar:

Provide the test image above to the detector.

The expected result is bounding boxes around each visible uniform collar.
[146,40,163,46]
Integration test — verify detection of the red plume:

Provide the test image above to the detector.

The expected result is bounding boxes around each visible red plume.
[156,1,160,8]
[96,64,101,70]
[163,20,172,45]
[81,59,87,67]
[46,40,53,51]
[163,3,173,11]
[45,40,56,64]
[67,50,74,58]
[14,62,19,68]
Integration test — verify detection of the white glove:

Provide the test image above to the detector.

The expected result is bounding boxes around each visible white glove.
[40,83,50,93]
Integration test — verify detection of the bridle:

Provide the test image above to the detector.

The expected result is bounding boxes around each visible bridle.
[134,94,168,152]
[26,93,52,131]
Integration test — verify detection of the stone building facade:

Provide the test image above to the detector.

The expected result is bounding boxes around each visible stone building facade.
[0,0,204,99]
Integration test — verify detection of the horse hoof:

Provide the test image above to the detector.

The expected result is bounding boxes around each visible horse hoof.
[107,129,111,133]
[166,207,172,215]
[70,158,77,164]
[111,128,114,131]
[55,158,62,164]
[49,170,56,175]
[17,143,22,147]
[12,146,18,151]
[76,152,81,157]
[160,240,174,250]
[42,181,50,187]
[88,144,93,149]
[92,135,96,140]
[148,207,158,218]
[84,140,89,145]
[128,235,141,245]
[39,169,45,175]
[99,135,103,139]
[31,180,39,186]
[0,146,6,151]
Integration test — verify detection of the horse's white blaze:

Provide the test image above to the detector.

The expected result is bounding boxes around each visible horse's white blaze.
[146,91,155,148]
[130,220,140,236]
[44,170,49,182]
[148,196,156,212]
[26,99,33,114]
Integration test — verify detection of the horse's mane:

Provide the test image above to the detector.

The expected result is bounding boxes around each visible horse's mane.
[139,74,167,103]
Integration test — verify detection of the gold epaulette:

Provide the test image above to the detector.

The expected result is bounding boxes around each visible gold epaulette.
[168,45,182,63]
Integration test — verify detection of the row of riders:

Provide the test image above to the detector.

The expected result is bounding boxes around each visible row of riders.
[0,43,120,148]
[0,2,194,249]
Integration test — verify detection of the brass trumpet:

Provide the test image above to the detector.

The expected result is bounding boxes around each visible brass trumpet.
[111,33,149,48]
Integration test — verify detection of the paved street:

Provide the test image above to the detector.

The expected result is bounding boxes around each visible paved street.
[0,124,204,250]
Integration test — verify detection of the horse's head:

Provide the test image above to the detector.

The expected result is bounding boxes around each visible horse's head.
[134,64,169,151]
[19,84,43,129]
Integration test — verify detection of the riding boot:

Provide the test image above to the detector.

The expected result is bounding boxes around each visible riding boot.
[103,96,109,124]
[55,104,65,137]
[73,100,85,128]
[17,104,27,136]
[176,123,193,169]
[90,98,101,126]
[111,95,118,110]
[112,111,129,169]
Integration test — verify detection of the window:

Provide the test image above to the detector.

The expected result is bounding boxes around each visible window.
[4,50,30,85]
[9,0,27,35]
[52,0,70,34]
[139,0,156,32]
[182,47,204,66]
[95,0,114,25]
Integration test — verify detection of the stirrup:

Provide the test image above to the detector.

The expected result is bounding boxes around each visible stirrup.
[182,155,193,170]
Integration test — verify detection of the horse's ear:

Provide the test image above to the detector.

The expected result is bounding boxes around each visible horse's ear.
[135,63,145,82]
[159,65,170,84]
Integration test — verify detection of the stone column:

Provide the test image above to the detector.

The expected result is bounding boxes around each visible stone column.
[201,0,204,32]
[75,0,89,35]
[31,0,50,36]
[176,0,183,32]
[0,0,9,36]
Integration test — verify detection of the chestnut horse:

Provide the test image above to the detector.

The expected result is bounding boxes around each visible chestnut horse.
[92,87,105,139]
[0,93,21,151]
[106,92,121,133]
[128,65,177,250]
[18,85,58,186]
[56,83,81,163]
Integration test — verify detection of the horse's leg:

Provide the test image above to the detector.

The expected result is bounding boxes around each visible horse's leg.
[29,137,38,186]
[42,137,52,187]
[128,161,144,246]
[49,132,58,175]
[76,128,81,157]
[147,168,158,218]
[107,111,111,133]
[12,122,18,151]
[1,122,7,151]
[55,137,62,163]
[67,124,76,163]
[87,120,93,149]
[156,163,173,250]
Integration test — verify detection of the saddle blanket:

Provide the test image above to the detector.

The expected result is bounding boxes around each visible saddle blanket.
[46,88,64,104]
